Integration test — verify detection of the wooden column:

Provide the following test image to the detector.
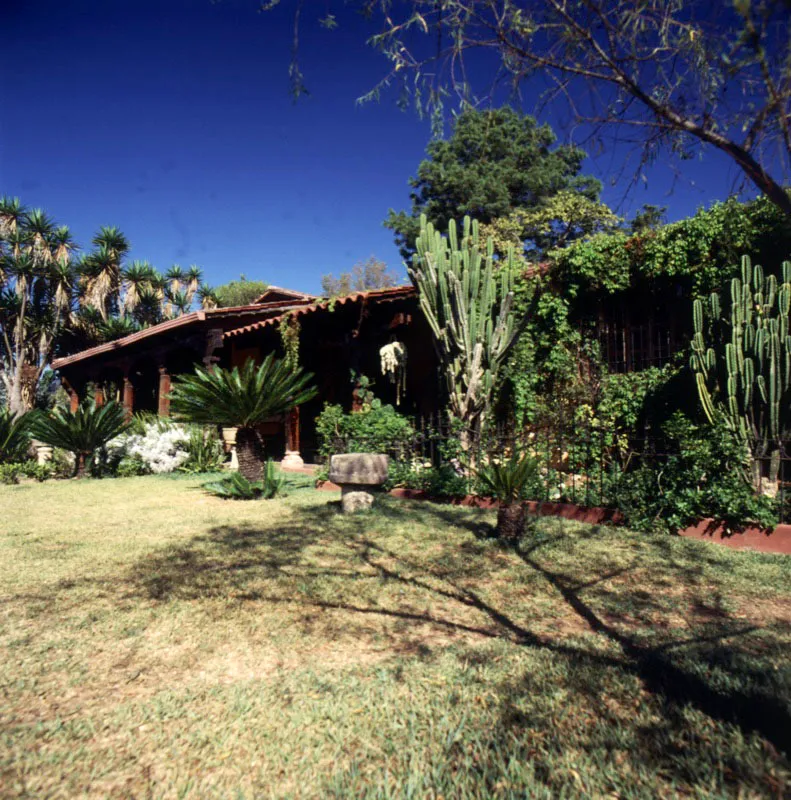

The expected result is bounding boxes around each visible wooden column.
[94,386,105,407]
[281,406,304,470]
[62,378,80,413]
[158,367,171,417]
[122,376,134,421]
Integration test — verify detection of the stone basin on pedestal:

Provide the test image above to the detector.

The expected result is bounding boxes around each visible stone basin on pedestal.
[329,453,389,513]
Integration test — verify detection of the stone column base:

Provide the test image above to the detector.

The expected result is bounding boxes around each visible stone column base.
[281,451,305,470]
[341,484,375,513]
[230,447,239,470]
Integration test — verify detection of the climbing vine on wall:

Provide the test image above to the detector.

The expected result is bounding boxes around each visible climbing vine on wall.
[278,313,301,370]
[552,195,791,300]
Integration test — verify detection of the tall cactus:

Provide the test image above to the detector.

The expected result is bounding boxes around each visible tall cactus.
[691,255,791,494]
[409,214,522,451]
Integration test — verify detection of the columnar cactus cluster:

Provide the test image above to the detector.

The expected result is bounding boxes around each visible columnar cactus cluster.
[691,255,791,493]
[409,213,520,448]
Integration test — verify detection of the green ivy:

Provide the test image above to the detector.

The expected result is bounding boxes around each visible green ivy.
[552,195,791,299]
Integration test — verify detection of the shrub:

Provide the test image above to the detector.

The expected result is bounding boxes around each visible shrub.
[204,460,284,500]
[116,454,151,477]
[315,398,416,462]
[178,427,225,474]
[107,420,191,474]
[18,461,51,482]
[0,463,22,485]
[614,413,778,534]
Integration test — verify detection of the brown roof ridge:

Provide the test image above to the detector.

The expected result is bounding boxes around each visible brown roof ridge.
[251,285,318,304]
[225,284,416,339]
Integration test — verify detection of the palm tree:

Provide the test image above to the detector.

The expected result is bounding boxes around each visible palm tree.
[51,226,76,264]
[165,265,185,295]
[82,227,129,321]
[166,289,191,318]
[122,260,153,315]
[0,408,36,463]
[0,196,26,239]
[169,355,318,481]
[23,209,55,264]
[98,315,140,342]
[185,265,203,303]
[198,284,218,310]
[92,226,129,258]
[31,400,129,478]
[133,286,163,327]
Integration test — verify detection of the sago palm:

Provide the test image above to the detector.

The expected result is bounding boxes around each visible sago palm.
[169,355,318,481]
[0,408,36,463]
[474,451,539,542]
[31,400,129,478]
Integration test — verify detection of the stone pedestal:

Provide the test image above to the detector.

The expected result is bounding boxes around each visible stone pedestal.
[281,450,305,470]
[35,444,53,465]
[329,453,389,513]
[341,485,376,513]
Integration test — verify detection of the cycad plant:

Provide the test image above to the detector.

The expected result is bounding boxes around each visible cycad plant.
[204,460,284,500]
[169,355,317,482]
[0,408,35,463]
[474,451,539,541]
[31,400,129,477]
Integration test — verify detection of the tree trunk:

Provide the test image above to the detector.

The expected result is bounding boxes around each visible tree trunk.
[75,453,88,479]
[235,426,264,482]
[497,503,525,542]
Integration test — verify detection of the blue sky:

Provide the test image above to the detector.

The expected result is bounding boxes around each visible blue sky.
[1,0,750,295]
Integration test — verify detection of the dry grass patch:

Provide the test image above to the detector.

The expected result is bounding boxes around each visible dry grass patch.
[1,474,790,798]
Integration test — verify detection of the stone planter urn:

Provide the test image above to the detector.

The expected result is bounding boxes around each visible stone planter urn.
[221,427,237,453]
[35,443,53,465]
[221,427,239,470]
[329,453,389,513]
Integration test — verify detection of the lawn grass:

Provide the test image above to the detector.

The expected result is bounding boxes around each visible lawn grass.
[1,473,790,798]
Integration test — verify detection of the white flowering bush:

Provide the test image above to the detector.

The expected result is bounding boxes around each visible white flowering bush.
[107,421,191,474]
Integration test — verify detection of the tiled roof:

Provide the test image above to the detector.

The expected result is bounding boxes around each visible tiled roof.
[224,285,417,339]
[50,287,416,370]
[51,301,305,370]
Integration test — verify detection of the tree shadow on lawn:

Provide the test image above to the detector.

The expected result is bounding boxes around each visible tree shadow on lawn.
[127,496,791,763]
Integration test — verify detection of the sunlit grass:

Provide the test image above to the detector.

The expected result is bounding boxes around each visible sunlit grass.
[1,474,790,798]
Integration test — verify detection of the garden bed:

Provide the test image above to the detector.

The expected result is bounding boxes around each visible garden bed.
[317,481,791,555]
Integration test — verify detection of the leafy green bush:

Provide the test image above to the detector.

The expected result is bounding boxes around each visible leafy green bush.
[315,398,416,462]
[116,454,151,477]
[0,463,22,484]
[385,462,469,497]
[179,427,224,474]
[19,461,51,482]
[614,413,777,534]
[0,460,52,484]
[204,460,284,500]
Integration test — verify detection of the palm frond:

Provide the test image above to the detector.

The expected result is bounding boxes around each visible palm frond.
[169,355,318,428]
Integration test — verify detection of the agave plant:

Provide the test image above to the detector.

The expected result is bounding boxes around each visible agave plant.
[169,355,317,482]
[31,400,129,477]
[0,408,36,463]
[203,460,284,500]
[474,451,539,542]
